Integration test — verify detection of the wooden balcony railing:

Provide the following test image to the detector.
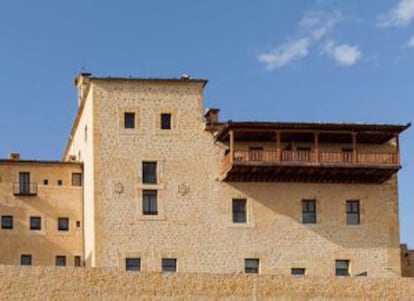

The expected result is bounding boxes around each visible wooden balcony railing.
[221,150,399,173]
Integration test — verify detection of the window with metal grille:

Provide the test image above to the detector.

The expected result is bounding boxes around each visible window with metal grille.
[142,162,157,184]
[302,199,316,224]
[143,190,158,215]
[335,260,350,276]
[162,258,176,272]
[346,200,360,225]
[232,199,247,223]
[244,258,259,274]
[125,258,141,271]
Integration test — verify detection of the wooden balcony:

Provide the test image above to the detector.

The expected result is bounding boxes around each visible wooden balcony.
[221,150,400,183]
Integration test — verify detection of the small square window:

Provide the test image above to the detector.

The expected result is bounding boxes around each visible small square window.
[160,113,171,130]
[244,258,259,274]
[335,260,350,276]
[21,254,32,266]
[124,112,135,129]
[76,220,81,228]
[143,190,158,215]
[74,256,82,267]
[57,180,63,186]
[142,162,157,184]
[346,200,360,225]
[43,179,49,185]
[232,199,247,223]
[30,216,41,230]
[125,257,141,271]
[72,173,82,186]
[162,258,176,272]
[58,217,69,231]
[291,268,306,276]
[55,255,66,266]
[302,199,316,224]
[1,215,13,229]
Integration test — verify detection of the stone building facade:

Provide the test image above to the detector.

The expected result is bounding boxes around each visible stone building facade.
[0,73,410,278]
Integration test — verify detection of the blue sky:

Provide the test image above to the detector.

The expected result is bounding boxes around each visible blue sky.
[0,1,413,246]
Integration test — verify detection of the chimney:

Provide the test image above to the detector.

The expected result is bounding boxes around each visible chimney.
[204,108,220,124]
[180,74,190,80]
[73,72,92,107]
[9,153,20,161]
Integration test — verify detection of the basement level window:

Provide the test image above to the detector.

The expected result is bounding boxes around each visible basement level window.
[291,268,306,276]
[125,258,141,271]
[244,258,260,274]
[1,215,13,230]
[160,113,171,130]
[55,255,66,266]
[58,217,69,231]
[74,256,82,267]
[162,258,177,272]
[124,112,135,129]
[21,254,32,266]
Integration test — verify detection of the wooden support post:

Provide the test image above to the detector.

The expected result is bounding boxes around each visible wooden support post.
[276,131,281,162]
[229,130,234,164]
[352,133,357,163]
[314,132,319,163]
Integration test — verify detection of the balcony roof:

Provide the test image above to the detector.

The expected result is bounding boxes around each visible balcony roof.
[215,121,411,144]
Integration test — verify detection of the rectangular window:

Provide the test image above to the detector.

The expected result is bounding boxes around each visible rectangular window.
[19,172,31,194]
[125,258,141,271]
[57,180,63,186]
[74,256,82,267]
[335,260,350,276]
[143,190,158,215]
[58,217,69,231]
[302,199,316,224]
[124,112,135,129]
[1,215,13,229]
[346,200,360,225]
[21,254,32,266]
[142,162,157,184]
[244,258,260,274]
[30,216,41,230]
[160,113,171,130]
[43,179,49,185]
[72,173,82,186]
[55,255,66,266]
[291,268,306,275]
[232,199,247,223]
[162,258,177,272]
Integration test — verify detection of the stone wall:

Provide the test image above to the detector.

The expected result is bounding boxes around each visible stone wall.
[0,266,413,300]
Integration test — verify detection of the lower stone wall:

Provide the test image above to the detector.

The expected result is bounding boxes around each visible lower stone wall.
[0,266,414,300]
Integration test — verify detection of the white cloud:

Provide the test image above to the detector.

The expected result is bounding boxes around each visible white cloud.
[408,35,414,47]
[377,0,414,27]
[322,41,362,66]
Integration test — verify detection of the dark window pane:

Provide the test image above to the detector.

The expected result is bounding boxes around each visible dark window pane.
[58,217,69,231]
[74,256,82,267]
[143,190,158,215]
[57,180,63,186]
[161,113,171,130]
[346,200,360,225]
[124,112,135,129]
[302,200,316,224]
[43,179,49,185]
[72,173,82,186]
[335,260,350,276]
[162,258,176,272]
[19,172,30,194]
[142,162,157,184]
[244,258,259,274]
[1,215,13,229]
[55,256,66,266]
[232,199,247,223]
[30,216,41,230]
[125,258,141,271]
[21,254,32,266]
[291,268,306,275]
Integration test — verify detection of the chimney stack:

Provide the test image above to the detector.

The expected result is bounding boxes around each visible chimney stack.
[9,153,20,161]
[73,72,92,107]
[204,108,220,124]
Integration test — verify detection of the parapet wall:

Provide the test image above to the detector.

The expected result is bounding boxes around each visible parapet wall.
[0,266,414,300]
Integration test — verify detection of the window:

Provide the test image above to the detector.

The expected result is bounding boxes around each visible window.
[74,256,82,267]
[76,220,81,228]
[58,217,69,231]
[142,162,157,184]
[291,268,306,276]
[30,216,41,230]
[143,190,157,215]
[125,258,141,271]
[244,258,260,274]
[232,199,247,223]
[162,258,176,272]
[335,260,350,276]
[1,215,13,229]
[43,179,49,185]
[302,199,316,224]
[346,200,360,225]
[72,173,82,186]
[57,180,63,186]
[160,113,171,130]
[124,112,135,129]
[21,254,32,266]
[19,172,31,194]
[55,255,66,266]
